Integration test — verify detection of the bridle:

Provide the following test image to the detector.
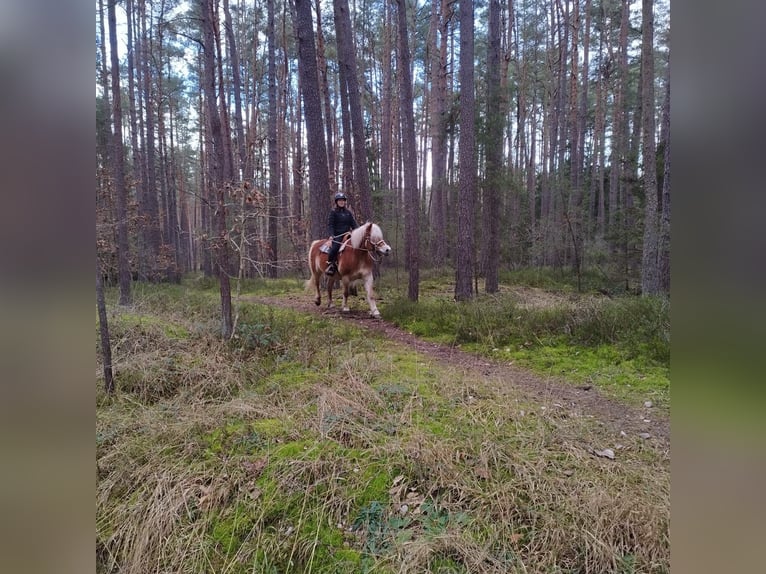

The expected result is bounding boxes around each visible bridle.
[361,235,389,262]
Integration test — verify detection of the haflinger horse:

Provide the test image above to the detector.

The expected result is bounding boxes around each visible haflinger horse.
[307,222,392,318]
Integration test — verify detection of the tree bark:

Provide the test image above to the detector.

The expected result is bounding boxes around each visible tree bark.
[608,0,629,241]
[315,0,337,190]
[640,0,660,295]
[429,0,449,266]
[396,0,420,301]
[267,0,279,277]
[658,76,670,294]
[334,0,374,222]
[139,0,162,278]
[201,0,233,338]
[483,0,503,293]
[455,0,475,301]
[223,0,247,179]
[108,0,132,305]
[294,0,331,239]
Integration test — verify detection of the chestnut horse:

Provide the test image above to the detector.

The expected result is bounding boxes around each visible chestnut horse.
[307,222,392,317]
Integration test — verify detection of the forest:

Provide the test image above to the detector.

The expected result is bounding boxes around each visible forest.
[97,1,670,572]
[96,0,670,323]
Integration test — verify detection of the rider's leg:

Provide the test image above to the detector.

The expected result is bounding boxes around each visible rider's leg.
[326,238,340,275]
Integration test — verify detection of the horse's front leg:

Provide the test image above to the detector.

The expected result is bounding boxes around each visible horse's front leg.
[341,278,351,312]
[364,275,380,318]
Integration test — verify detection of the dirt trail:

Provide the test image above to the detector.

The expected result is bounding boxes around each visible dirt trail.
[245,294,669,449]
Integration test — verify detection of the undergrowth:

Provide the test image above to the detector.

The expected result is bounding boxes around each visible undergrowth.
[97,279,669,573]
[381,271,669,409]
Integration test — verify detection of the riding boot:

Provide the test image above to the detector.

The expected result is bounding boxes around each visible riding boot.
[325,261,336,276]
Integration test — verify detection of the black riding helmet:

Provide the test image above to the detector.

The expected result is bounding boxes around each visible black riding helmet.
[334,192,347,204]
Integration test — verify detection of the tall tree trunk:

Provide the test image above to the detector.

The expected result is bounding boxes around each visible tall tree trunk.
[337,32,354,195]
[640,0,660,295]
[294,0,331,239]
[267,0,279,277]
[455,0,475,301]
[658,76,670,294]
[315,0,337,190]
[108,0,132,305]
[429,0,449,266]
[140,0,162,278]
[201,0,233,338]
[483,0,503,293]
[566,0,583,280]
[396,0,419,301]
[333,0,374,222]
[223,0,247,179]
[380,1,393,198]
[594,8,607,238]
[213,7,235,184]
[608,0,629,242]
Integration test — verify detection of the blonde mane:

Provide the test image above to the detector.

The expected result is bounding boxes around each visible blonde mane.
[349,222,382,249]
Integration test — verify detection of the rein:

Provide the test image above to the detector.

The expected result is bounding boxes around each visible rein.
[361,237,388,262]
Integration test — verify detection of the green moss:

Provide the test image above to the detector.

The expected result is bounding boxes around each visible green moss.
[209,503,255,551]
[252,418,289,438]
[334,548,362,566]
[261,361,323,391]
[115,312,191,339]
[355,465,393,508]
[509,342,669,407]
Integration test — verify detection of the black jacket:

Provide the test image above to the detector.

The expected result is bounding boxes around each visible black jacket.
[327,207,358,237]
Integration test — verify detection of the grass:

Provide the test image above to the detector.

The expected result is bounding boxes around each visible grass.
[97,275,669,573]
[380,269,670,409]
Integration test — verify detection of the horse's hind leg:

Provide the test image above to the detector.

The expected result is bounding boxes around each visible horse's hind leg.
[313,271,321,306]
[326,276,336,309]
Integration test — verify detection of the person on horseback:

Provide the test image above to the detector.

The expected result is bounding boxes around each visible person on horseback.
[325,192,358,276]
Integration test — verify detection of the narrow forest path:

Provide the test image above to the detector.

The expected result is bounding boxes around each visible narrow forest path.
[244,293,669,450]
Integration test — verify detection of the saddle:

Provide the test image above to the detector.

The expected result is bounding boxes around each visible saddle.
[319,232,351,254]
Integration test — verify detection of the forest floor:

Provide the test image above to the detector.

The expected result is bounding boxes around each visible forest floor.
[99,281,670,573]
[245,291,669,448]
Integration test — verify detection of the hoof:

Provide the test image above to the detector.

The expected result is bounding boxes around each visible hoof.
[371,311,381,319]
[314,299,320,306]
[342,307,350,313]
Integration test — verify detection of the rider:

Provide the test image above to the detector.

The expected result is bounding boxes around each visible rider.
[325,192,358,276]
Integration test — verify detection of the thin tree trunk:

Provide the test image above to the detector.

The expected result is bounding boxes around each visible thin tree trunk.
[380,0,393,198]
[201,0,233,338]
[334,0,374,222]
[429,0,449,266]
[315,0,337,190]
[267,0,279,277]
[658,76,670,294]
[483,0,503,293]
[608,0,629,240]
[396,0,419,301]
[455,0,475,301]
[640,0,660,295]
[223,0,247,179]
[108,0,132,305]
[294,0,331,239]
[140,0,162,278]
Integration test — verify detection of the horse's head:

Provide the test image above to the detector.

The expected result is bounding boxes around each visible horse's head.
[365,223,392,257]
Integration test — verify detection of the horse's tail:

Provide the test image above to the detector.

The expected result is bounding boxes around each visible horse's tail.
[305,240,320,292]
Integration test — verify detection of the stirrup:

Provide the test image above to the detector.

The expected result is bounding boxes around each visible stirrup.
[325,263,336,276]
